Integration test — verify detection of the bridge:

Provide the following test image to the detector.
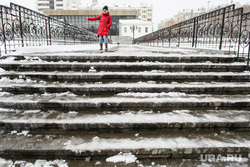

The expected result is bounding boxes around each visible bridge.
[0,3,249,167]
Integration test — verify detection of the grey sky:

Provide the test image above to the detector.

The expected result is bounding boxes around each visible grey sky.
[1,0,249,30]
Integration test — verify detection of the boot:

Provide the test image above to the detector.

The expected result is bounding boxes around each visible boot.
[105,43,108,52]
[99,44,103,51]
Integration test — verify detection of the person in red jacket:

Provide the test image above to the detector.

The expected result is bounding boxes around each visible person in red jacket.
[87,6,112,52]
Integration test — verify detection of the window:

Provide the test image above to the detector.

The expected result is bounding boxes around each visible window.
[56,4,63,7]
[145,27,148,33]
[138,27,141,33]
[124,27,127,33]
[38,4,49,6]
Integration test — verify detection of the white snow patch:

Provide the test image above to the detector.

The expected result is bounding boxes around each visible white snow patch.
[64,136,250,151]
[88,66,97,73]
[17,130,29,136]
[11,130,17,134]
[0,158,13,167]
[0,68,5,73]
[106,152,137,164]
[0,158,68,167]
[117,92,186,98]
[23,110,41,114]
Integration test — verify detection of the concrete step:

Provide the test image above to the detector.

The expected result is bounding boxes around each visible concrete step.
[2,72,250,83]
[0,62,247,72]
[0,130,249,160]
[11,54,246,63]
[1,78,249,95]
[0,94,249,111]
[0,109,249,133]
[1,157,249,167]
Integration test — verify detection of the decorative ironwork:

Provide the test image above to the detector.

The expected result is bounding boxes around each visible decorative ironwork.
[135,4,250,69]
[0,3,98,55]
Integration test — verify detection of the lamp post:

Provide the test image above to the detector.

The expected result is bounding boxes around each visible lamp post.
[130,25,137,44]
[207,1,211,12]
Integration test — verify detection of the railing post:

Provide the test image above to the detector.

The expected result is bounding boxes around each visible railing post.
[45,18,49,45]
[48,17,51,45]
[18,6,24,47]
[1,7,7,54]
[237,14,243,58]
[63,23,66,44]
[169,28,171,47]
[195,18,199,48]
[247,41,250,70]
[219,8,226,50]
[178,24,181,47]
[192,18,196,47]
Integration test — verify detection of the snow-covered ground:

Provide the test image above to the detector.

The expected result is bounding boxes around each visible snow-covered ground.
[6,44,238,57]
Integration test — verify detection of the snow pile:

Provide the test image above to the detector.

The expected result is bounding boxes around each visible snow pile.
[0,158,13,166]
[106,152,137,164]
[0,158,68,167]
[11,130,29,136]
[88,66,97,73]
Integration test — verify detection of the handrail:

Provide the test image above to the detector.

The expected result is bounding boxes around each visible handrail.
[135,4,249,69]
[0,3,98,55]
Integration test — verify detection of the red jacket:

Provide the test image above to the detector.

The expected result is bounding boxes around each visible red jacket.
[88,12,112,37]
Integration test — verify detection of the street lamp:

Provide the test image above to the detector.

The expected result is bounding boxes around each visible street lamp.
[207,1,211,12]
[130,25,137,44]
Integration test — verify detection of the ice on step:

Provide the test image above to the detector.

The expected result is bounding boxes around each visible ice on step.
[106,152,137,164]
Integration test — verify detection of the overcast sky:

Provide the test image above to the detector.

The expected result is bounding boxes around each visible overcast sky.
[1,0,249,30]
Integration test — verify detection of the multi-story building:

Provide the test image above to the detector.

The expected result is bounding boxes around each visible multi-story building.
[136,3,153,22]
[119,19,153,39]
[36,0,66,12]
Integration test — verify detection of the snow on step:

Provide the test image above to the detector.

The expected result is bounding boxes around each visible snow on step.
[0,110,248,124]
[3,71,250,76]
[0,77,249,88]
[0,92,249,103]
[0,130,249,159]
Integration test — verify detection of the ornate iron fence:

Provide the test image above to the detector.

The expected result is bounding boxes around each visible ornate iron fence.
[135,4,250,69]
[0,3,98,55]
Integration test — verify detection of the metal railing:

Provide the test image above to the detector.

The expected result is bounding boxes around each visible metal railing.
[135,4,250,69]
[0,3,98,55]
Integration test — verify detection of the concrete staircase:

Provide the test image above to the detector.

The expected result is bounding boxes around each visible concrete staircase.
[0,45,249,166]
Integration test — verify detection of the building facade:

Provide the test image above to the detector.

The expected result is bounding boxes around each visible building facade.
[41,0,152,36]
[119,20,153,38]
[136,3,153,22]
[36,0,66,11]
[66,2,152,22]
[44,10,139,36]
